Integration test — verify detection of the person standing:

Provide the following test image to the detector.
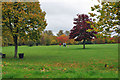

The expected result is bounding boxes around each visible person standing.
[63,43,65,47]
[65,43,66,47]
[59,43,61,47]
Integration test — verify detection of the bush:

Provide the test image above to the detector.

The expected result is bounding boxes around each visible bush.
[92,38,105,44]
[51,40,57,45]
[27,40,34,47]
[35,40,40,46]
[45,38,50,46]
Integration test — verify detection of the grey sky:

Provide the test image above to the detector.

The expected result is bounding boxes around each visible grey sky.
[39,0,99,35]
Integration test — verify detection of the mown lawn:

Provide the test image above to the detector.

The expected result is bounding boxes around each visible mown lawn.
[1,44,118,78]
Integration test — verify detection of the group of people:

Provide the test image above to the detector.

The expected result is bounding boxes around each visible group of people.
[59,43,66,47]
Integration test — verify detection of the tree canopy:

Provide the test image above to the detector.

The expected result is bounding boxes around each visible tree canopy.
[2,2,47,58]
[57,30,64,37]
[69,14,97,49]
[89,2,120,36]
[57,34,69,43]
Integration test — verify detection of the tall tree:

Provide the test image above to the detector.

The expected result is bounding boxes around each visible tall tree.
[57,30,64,37]
[69,14,97,49]
[2,2,47,58]
[64,30,70,36]
[44,30,53,36]
[89,2,120,36]
[40,32,51,45]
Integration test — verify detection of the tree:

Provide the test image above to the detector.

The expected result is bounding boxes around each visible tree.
[57,34,69,43]
[51,40,57,45]
[89,2,120,36]
[49,35,58,45]
[69,14,97,49]
[44,30,53,36]
[113,36,120,43]
[2,2,47,58]
[57,30,64,37]
[64,30,70,36]
[2,30,14,46]
[40,32,51,45]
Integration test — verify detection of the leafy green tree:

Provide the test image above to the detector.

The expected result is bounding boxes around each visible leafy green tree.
[40,32,51,45]
[57,30,64,37]
[50,36,58,45]
[27,40,35,47]
[2,2,47,58]
[89,2,120,36]
[2,30,14,46]
[64,30,70,36]
[44,30,53,36]
[51,40,57,45]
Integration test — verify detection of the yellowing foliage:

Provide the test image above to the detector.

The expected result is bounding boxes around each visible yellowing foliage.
[89,2,119,35]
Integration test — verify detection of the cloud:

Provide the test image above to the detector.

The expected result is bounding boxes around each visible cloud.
[41,2,74,16]
[39,0,99,35]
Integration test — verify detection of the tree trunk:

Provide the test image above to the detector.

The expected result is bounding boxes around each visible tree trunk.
[83,39,85,49]
[13,35,18,58]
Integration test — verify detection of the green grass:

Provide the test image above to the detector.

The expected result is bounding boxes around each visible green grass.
[1,44,118,78]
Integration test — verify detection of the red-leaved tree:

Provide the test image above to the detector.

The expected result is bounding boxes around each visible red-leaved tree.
[57,34,69,43]
[69,14,97,49]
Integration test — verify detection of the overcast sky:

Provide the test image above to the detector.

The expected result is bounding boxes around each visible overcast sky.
[39,0,99,35]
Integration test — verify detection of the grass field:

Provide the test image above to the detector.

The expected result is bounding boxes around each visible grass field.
[1,44,118,78]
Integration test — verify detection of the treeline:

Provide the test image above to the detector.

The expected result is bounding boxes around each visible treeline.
[1,30,119,47]
[2,30,76,46]
[92,33,120,44]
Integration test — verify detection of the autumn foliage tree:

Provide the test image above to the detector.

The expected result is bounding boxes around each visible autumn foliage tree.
[89,2,120,36]
[57,34,69,43]
[2,2,47,58]
[69,14,97,49]
[57,30,64,37]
